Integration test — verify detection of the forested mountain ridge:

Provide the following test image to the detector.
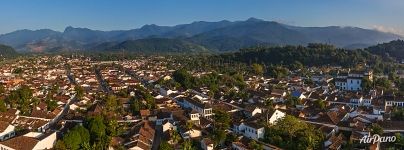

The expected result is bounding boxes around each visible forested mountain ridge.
[96,38,210,53]
[0,44,19,58]
[219,43,380,67]
[366,40,404,61]
[0,18,401,53]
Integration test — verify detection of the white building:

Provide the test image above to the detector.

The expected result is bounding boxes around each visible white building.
[162,120,176,133]
[181,128,202,139]
[233,122,265,140]
[0,131,57,150]
[385,99,404,107]
[243,122,265,140]
[267,109,286,125]
[335,71,373,91]
[0,122,15,141]
[179,98,213,119]
[159,87,177,96]
[244,106,262,118]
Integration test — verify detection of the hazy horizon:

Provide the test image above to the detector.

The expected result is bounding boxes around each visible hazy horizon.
[1,0,404,36]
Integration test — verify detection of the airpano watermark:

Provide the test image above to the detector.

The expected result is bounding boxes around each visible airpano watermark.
[359,134,396,144]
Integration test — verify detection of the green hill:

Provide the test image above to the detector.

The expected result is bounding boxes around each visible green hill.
[101,38,211,53]
[0,44,19,58]
[366,40,404,61]
[221,43,377,67]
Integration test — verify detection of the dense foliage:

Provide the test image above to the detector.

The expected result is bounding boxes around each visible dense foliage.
[263,115,324,150]
[392,107,404,121]
[366,40,404,61]
[212,110,231,147]
[6,85,33,115]
[221,44,378,67]
[102,38,210,53]
[0,44,18,58]
[171,68,247,99]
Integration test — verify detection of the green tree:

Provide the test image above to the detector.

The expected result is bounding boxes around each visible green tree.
[0,99,7,112]
[181,139,194,150]
[87,115,106,142]
[75,86,85,99]
[6,85,33,115]
[159,140,174,150]
[106,119,119,136]
[249,140,264,150]
[0,84,5,94]
[286,95,301,107]
[105,95,118,112]
[213,110,231,130]
[170,129,181,145]
[392,108,404,120]
[211,110,231,147]
[398,79,404,92]
[395,133,404,148]
[370,123,383,135]
[129,97,142,114]
[212,129,226,147]
[46,99,58,111]
[263,115,324,150]
[172,68,195,89]
[313,100,326,110]
[12,68,23,74]
[361,78,373,92]
[291,61,304,71]
[185,121,193,131]
[375,77,392,90]
[62,125,90,150]
[55,140,67,150]
[63,129,82,150]
[252,63,264,76]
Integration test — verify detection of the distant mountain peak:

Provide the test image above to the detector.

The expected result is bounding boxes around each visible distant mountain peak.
[246,17,264,22]
[64,26,75,32]
[141,24,160,29]
[63,26,93,33]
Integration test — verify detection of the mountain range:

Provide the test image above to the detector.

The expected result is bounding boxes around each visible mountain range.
[0,18,402,53]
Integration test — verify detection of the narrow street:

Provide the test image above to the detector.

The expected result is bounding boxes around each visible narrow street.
[151,125,163,150]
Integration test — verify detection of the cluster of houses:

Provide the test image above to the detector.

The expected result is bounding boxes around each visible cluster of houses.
[0,56,76,149]
[0,55,403,150]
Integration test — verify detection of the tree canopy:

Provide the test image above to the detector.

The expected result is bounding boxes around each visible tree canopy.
[264,115,324,150]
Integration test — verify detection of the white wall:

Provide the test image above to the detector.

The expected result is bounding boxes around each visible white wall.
[0,125,15,141]
[32,132,57,150]
[268,110,285,124]
[347,79,361,91]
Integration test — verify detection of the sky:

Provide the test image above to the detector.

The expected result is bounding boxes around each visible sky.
[0,0,403,35]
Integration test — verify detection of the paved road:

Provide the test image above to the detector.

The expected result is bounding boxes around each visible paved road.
[151,125,163,150]
[95,67,111,93]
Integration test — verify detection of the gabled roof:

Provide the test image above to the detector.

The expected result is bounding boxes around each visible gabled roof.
[140,109,150,117]
[0,121,10,133]
[328,134,344,150]
[0,136,38,150]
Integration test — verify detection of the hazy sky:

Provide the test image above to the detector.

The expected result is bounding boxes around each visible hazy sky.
[1,0,403,35]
